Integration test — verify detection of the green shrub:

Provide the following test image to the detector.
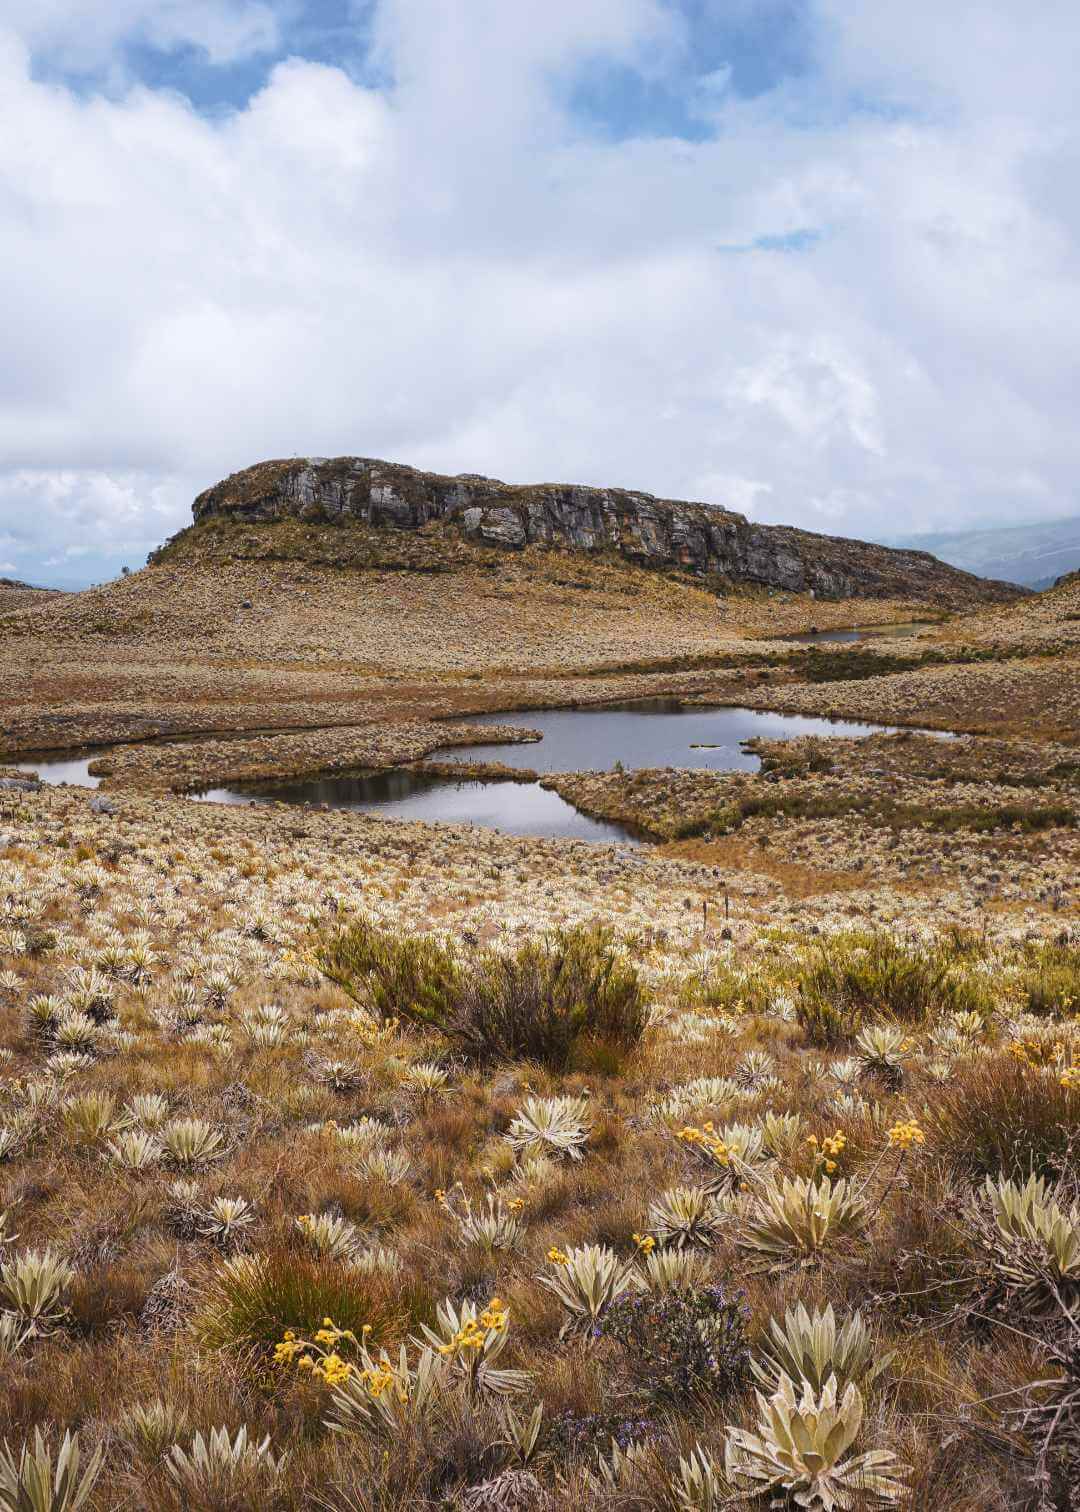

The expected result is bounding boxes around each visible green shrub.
[463,927,647,1067]
[795,993,862,1048]
[315,917,460,1028]
[1016,941,1080,1017]
[315,919,648,1069]
[797,931,986,1028]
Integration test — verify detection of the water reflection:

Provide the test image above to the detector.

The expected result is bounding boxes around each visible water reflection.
[195,769,639,843]
[17,702,944,843]
[438,701,911,775]
[13,754,102,788]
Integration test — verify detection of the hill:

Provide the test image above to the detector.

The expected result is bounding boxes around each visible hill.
[0,576,64,612]
[899,514,1080,588]
[0,456,1047,752]
[935,565,1080,653]
[182,454,1025,608]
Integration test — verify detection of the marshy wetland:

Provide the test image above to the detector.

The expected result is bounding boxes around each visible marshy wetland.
[1,540,1079,1511]
[19,703,926,841]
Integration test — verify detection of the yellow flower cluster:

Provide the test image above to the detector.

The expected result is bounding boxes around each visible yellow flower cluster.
[1060,1066,1080,1090]
[1007,1037,1065,1068]
[547,1246,569,1265]
[274,1317,372,1387]
[807,1129,846,1174]
[357,1359,404,1403]
[887,1120,925,1150]
[508,1197,526,1214]
[272,1329,307,1366]
[676,1122,731,1165]
[632,1232,655,1254]
[305,1351,353,1387]
[436,1298,508,1359]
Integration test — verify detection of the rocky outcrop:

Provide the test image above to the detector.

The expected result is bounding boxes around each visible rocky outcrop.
[192,456,1025,606]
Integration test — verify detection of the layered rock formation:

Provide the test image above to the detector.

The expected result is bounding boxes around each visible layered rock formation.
[192,456,1023,605]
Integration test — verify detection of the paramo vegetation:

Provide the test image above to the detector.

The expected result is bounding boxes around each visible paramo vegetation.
[0,775,1079,1510]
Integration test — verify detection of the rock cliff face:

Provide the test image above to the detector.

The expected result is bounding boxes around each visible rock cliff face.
[192,457,1024,606]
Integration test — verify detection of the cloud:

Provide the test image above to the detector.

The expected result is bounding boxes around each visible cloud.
[7,0,282,72]
[1,0,1079,585]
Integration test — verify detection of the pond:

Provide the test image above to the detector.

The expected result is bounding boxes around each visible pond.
[11,753,103,788]
[194,768,641,843]
[15,703,936,842]
[436,700,914,774]
[196,702,920,841]
[779,619,940,645]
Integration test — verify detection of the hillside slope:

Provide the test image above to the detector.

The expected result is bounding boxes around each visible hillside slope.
[901,516,1080,588]
[185,455,1024,608]
[2,518,954,679]
[0,577,64,612]
[939,568,1080,651]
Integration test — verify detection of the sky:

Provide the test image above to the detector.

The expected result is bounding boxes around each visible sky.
[1,1,1079,587]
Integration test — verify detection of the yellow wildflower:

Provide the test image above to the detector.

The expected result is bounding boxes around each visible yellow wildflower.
[887,1119,925,1150]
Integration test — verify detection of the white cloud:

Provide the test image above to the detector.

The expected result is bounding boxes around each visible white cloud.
[1,0,1080,584]
[5,0,281,72]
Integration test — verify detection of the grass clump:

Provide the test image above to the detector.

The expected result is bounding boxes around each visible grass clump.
[195,1252,416,1357]
[922,1056,1080,1178]
[316,918,648,1069]
[715,792,1076,837]
[1016,940,1080,1016]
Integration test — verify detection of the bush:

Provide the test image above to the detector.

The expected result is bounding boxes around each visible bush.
[315,917,460,1028]
[797,931,986,1029]
[1016,941,1080,1017]
[795,993,861,1048]
[922,1057,1080,1178]
[315,919,648,1069]
[600,1284,750,1403]
[450,928,648,1067]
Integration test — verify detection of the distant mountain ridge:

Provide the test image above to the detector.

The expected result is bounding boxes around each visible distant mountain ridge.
[186,455,1024,608]
[897,516,1080,590]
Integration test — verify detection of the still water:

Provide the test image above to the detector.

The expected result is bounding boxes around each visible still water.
[196,703,914,840]
[195,769,641,842]
[17,703,925,842]
[12,754,102,787]
[436,700,909,774]
[780,620,940,646]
